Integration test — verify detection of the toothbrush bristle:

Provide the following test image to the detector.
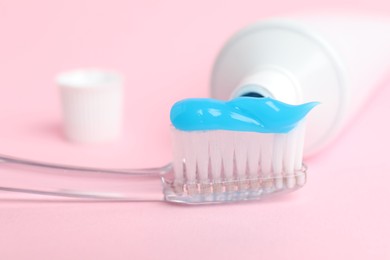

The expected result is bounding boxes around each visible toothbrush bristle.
[167,122,307,203]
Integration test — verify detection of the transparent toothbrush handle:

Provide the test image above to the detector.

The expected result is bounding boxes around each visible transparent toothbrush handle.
[0,154,170,201]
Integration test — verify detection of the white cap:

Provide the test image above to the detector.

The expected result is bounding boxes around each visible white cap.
[57,68,124,143]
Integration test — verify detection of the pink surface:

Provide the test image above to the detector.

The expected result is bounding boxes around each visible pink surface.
[1,0,390,259]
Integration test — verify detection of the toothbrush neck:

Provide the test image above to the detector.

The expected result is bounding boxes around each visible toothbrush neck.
[0,154,166,201]
[231,67,302,104]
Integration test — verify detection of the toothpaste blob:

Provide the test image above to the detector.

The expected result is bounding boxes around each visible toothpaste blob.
[170,97,319,133]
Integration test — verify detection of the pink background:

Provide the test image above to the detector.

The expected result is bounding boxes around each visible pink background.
[1,0,390,259]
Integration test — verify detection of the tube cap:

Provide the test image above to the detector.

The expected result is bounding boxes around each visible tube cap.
[57,68,124,143]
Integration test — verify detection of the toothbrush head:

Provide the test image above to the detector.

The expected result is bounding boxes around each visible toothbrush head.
[162,97,317,204]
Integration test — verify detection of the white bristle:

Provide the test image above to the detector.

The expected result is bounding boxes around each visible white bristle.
[284,127,298,188]
[172,129,184,184]
[284,128,297,173]
[183,132,197,184]
[219,131,235,182]
[260,134,274,180]
[294,122,305,170]
[209,131,222,182]
[171,121,307,199]
[294,122,306,186]
[272,134,286,189]
[195,131,210,184]
[247,132,261,178]
[234,132,248,180]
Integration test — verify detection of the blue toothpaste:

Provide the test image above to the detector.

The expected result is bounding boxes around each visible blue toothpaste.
[170,97,318,133]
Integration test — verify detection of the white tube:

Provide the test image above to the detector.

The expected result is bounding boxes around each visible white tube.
[210,12,390,156]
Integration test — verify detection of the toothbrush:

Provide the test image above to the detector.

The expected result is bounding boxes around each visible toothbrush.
[0,97,317,204]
